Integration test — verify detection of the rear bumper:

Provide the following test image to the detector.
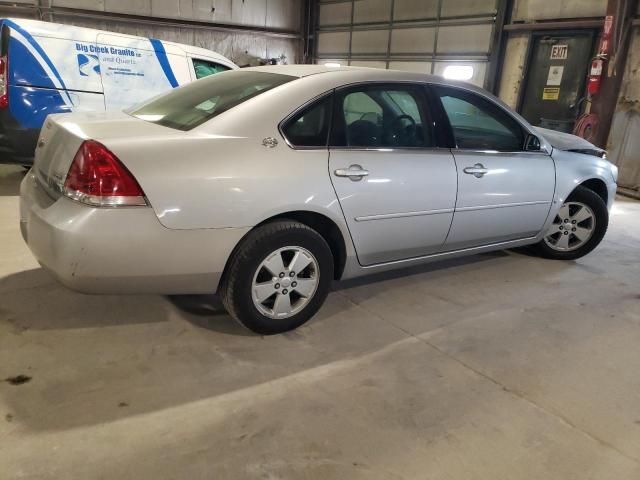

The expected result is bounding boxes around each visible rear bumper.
[19,172,249,294]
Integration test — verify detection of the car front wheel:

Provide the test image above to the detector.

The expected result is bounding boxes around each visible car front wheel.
[220,220,333,334]
[532,185,608,260]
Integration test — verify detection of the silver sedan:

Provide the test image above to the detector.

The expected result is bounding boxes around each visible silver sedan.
[20,65,618,334]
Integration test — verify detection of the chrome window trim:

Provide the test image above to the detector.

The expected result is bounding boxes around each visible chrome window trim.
[329,146,452,153]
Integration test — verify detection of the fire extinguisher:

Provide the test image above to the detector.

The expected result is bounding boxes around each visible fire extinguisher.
[587,57,604,96]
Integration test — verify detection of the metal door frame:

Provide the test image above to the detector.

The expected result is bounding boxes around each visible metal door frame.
[516,29,598,117]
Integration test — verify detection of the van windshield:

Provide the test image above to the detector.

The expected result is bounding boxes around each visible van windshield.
[129,71,296,131]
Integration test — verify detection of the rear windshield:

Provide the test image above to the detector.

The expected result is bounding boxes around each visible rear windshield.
[129,71,296,131]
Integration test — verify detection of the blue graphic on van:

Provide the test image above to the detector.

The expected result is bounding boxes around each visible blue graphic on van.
[149,38,179,88]
[4,19,73,105]
[77,53,101,77]
[8,36,69,129]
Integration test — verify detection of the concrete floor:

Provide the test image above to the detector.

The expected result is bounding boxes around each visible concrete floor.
[1,164,639,479]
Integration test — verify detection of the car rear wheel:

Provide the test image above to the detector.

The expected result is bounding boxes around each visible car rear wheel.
[220,220,333,334]
[532,186,608,260]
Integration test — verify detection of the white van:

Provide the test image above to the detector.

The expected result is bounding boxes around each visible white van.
[0,18,237,165]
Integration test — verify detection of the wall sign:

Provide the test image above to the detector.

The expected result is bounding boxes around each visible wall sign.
[550,45,568,60]
[546,66,564,86]
[542,87,560,100]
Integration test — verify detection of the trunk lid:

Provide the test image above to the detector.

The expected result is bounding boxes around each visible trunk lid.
[33,111,180,197]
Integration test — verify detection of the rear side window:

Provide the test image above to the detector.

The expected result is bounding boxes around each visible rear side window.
[331,84,433,148]
[192,58,230,79]
[130,71,295,131]
[433,85,524,151]
[281,95,332,148]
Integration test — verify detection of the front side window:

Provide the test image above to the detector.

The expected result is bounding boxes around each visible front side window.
[130,71,295,131]
[332,85,433,148]
[433,86,524,151]
[192,58,230,79]
[281,95,332,148]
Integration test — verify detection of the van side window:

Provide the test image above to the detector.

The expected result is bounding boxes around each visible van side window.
[192,59,230,79]
[281,95,332,148]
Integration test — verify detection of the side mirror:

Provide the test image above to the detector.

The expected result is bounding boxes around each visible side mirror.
[525,134,542,151]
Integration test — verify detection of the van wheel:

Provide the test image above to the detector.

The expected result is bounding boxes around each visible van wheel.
[532,186,608,260]
[220,220,333,335]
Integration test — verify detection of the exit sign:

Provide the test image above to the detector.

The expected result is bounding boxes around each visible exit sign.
[550,45,568,60]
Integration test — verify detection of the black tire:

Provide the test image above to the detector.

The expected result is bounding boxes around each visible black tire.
[219,220,334,335]
[532,185,608,260]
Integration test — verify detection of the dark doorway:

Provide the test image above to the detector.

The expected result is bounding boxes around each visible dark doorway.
[519,32,596,133]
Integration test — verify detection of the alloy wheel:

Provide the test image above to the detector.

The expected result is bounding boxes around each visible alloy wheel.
[543,201,596,252]
[251,246,320,319]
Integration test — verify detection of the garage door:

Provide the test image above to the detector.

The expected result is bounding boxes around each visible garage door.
[315,0,497,88]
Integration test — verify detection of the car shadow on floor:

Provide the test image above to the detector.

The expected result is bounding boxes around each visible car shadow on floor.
[334,250,510,290]
[0,250,572,434]
[0,165,26,196]
[167,250,512,335]
[167,294,254,337]
[0,250,550,335]
[0,268,173,330]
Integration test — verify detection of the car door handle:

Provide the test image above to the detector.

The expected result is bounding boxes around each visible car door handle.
[335,165,369,181]
[463,163,488,178]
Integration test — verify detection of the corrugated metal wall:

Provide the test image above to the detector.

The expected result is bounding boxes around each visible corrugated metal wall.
[512,0,606,21]
[1,0,302,66]
[314,0,499,88]
[607,4,640,194]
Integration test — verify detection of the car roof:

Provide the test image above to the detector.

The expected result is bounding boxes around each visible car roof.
[242,64,364,77]
[240,64,499,97]
[241,64,489,100]
[243,64,445,81]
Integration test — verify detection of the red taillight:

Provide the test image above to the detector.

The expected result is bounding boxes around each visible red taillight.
[64,140,147,207]
[0,55,8,109]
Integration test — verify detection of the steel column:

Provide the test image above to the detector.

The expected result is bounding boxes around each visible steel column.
[590,0,639,147]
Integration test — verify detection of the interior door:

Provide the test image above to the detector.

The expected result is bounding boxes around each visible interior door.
[328,84,457,266]
[432,85,555,251]
[519,32,595,132]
